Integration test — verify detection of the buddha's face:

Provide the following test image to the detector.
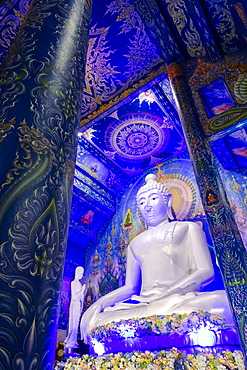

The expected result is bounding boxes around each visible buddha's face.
[138,188,169,227]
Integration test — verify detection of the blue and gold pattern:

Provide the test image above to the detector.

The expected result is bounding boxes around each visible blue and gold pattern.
[165,0,206,57]
[0,0,32,62]
[0,0,92,368]
[2,0,247,128]
[187,54,247,135]
[201,0,247,53]
[167,62,247,358]
[80,0,163,119]
[82,82,186,175]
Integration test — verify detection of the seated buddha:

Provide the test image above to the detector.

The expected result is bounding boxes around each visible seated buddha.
[80,174,234,342]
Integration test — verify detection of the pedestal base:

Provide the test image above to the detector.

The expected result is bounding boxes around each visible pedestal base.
[88,311,240,356]
[56,312,244,370]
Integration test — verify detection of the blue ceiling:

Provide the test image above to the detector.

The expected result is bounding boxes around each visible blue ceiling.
[79,0,247,125]
[2,0,247,124]
[80,75,186,176]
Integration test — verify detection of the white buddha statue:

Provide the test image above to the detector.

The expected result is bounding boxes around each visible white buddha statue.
[80,174,234,343]
[65,266,85,350]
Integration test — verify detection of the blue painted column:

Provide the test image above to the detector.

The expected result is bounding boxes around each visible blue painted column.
[0,0,92,367]
[167,63,247,360]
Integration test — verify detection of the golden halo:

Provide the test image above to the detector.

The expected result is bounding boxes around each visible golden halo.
[162,178,194,220]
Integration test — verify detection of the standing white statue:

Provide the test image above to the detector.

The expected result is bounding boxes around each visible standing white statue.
[65,266,85,350]
[80,174,233,342]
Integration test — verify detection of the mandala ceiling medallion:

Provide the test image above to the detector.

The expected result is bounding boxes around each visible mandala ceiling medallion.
[105,114,168,160]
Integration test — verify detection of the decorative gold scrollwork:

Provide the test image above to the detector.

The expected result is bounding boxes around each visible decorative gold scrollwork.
[0,118,16,143]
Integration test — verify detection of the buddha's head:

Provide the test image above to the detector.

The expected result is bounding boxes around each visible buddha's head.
[136,174,173,227]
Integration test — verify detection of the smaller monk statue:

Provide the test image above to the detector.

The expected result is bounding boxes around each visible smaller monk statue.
[65,266,85,351]
[80,174,234,343]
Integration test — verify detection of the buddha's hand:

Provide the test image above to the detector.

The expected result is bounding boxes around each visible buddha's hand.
[180,282,199,295]
[165,282,198,296]
[132,286,169,303]
[80,303,101,344]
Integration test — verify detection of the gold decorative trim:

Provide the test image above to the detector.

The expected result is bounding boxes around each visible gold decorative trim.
[80,63,167,127]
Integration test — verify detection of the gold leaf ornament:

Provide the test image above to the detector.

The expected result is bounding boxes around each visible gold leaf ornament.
[234,73,247,102]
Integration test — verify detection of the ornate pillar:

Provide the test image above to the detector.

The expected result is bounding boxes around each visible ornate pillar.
[167,63,247,359]
[0,0,92,367]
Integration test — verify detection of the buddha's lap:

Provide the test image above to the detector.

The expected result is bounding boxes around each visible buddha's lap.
[93,290,234,329]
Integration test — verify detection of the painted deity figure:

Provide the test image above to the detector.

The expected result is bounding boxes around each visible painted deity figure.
[65,266,85,349]
[80,174,233,342]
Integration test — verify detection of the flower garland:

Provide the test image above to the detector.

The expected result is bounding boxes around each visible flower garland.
[55,312,242,369]
[88,311,228,343]
[55,348,245,370]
